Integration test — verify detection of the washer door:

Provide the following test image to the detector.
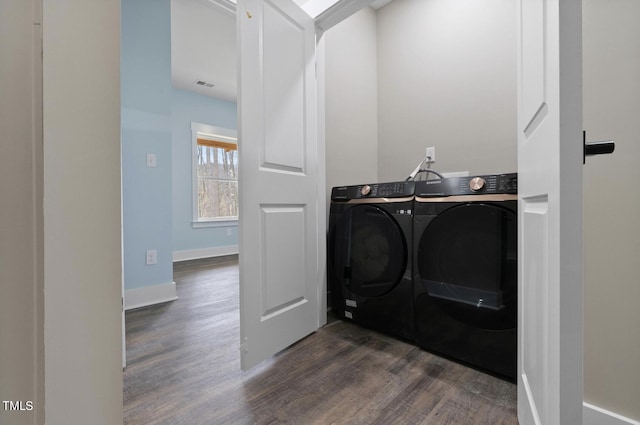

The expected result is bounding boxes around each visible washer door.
[331,204,407,298]
[417,203,517,330]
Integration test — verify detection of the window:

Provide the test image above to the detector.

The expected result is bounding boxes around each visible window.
[191,123,238,226]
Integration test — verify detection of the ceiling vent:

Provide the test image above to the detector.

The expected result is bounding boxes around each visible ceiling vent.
[194,80,215,88]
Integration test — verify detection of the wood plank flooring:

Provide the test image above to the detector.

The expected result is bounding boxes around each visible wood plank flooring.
[124,256,518,424]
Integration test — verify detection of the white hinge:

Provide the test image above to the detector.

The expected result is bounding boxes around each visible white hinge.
[34,22,43,60]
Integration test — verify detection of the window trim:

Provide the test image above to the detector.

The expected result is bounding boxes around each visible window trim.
[191,122,239,228]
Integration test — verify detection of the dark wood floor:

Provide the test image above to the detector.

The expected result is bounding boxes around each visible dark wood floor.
[124,256,518,424]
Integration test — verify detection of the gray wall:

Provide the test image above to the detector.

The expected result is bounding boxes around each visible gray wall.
[325,6,379,205]
[2,1,124,423]
[376,0,517,180]
[42,0,124,423]
[324,0,517,185]
[583,0,640,420]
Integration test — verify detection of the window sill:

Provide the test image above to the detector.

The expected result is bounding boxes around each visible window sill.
[192,219,238,229]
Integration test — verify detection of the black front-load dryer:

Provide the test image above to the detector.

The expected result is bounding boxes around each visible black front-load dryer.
[328,181,415,341]
[413,173,518,380]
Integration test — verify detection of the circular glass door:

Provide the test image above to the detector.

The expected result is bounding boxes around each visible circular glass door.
[417,203,517,329]
[331,204,407,298]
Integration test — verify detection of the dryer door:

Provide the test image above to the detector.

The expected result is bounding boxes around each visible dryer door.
[331,204,407,298]
[417,202,517,330]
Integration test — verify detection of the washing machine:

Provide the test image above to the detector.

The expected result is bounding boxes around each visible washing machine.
[413,173,518,380]
[328,181,415,341]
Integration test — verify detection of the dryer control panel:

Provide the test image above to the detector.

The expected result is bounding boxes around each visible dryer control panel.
[331,181,415,201]
[415,173,517,198]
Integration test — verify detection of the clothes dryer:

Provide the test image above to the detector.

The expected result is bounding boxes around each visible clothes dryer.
[328,181,415,341]
[413,173,517,380]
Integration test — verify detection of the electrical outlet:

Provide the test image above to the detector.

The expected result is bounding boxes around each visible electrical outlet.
[226,228,233,236]
[426,147,436,162]
[146,249,158,265]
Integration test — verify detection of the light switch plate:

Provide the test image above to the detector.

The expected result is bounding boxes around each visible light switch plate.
[146,153,157,167]
[146,249,157,265]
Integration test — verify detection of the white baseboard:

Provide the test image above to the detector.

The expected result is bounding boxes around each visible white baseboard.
[584,402,640,425]
[125,282,178,311]
[173,245,239,262]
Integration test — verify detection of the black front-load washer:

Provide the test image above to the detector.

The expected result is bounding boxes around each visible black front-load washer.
[328,181,415,341]
[413,173,518,380]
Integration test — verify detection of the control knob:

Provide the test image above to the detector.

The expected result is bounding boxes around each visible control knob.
[361,185,372,196]
[469,177,486,192]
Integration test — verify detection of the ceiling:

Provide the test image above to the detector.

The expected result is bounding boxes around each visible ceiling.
[170,0,393,102]
[171,0,237,102]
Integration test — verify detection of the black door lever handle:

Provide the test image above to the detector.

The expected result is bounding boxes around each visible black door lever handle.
[583,131,615,164]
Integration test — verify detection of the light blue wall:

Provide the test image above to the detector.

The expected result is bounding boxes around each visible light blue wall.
[121,0,173,290]
[171,88,238,252]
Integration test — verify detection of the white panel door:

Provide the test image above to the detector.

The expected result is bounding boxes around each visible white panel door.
[517,1,583,424]
[237,0,324,370]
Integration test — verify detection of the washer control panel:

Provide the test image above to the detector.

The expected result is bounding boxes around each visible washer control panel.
[331,181,415,201]
[469,177,486,192]
[415,173,517,198]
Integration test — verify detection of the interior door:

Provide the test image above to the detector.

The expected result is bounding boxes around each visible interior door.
[237,0,324,370]
[517,0,583,424]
